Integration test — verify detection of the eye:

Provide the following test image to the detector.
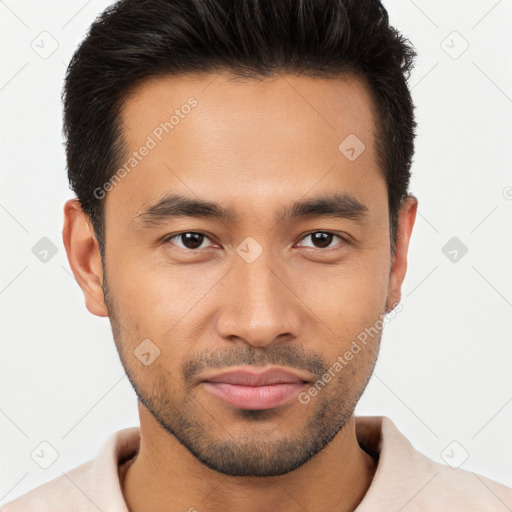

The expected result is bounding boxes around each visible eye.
[295,231,347,250]
[164,232,216,251]
[163,230,347,252]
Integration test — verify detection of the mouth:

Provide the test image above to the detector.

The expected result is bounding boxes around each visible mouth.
[201,366,312,410]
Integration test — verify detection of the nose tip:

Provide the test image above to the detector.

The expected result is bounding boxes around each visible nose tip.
[215,256,302,348]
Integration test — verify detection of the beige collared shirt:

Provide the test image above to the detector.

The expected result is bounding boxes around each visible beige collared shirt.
[3,416,511,511]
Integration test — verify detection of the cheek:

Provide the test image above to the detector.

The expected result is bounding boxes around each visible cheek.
[106,248,225,344]
[303,251,389,318]
[296,250,389,361]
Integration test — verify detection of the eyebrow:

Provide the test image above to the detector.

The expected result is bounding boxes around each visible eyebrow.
[133,192,369,227]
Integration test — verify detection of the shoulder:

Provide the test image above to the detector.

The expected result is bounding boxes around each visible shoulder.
[356,416,512,511]
[426,463,512,510]
[1,460,96,512]
[1,427,139,512]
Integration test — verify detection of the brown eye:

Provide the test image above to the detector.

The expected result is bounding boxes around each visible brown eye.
[296,232,345,250]
[166,232,213,250]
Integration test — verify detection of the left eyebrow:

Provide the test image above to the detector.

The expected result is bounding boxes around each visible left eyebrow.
[277,192,369,224]
[133,191,370,228]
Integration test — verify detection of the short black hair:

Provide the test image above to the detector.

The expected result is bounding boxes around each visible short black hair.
[62,0,417,260]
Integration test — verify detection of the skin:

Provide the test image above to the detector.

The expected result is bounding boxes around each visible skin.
[62,71,417,512]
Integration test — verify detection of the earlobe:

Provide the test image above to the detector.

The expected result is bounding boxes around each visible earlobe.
[62,198,109,317]
[386,195,418,312]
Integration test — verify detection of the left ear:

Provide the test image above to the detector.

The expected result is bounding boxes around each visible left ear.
[386,195,418,311]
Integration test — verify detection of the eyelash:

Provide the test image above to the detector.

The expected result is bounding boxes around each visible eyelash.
[162,231,349,252]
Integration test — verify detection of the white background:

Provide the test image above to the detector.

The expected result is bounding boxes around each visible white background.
[1,0,511,505]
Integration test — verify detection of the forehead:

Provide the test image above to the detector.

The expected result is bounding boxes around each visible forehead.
[106,71,383,223]
[120,71,377,145]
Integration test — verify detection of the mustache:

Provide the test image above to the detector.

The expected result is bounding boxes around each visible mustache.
[182,345,329,385]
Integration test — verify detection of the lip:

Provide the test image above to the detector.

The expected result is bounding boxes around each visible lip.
[201,367,312,410]
[202,367,312,386]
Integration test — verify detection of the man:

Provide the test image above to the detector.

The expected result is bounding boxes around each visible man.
[3,0,511,511]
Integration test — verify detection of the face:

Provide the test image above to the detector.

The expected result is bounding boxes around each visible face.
[64,71,417,477]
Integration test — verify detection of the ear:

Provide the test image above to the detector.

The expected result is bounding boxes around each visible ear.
[386,195,418,312]
[62,198,108,317]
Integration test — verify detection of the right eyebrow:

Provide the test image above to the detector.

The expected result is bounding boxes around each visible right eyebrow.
[134,193,236,228]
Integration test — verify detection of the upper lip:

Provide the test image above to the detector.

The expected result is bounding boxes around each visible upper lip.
[202,367,313,386]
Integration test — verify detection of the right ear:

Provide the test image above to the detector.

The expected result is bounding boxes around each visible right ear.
[62,198,108,317]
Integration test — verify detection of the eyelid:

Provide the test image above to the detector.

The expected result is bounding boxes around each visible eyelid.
[163,231,218,250]
[294,231,348,249]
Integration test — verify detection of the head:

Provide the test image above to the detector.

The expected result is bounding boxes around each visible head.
[62,0,418,477]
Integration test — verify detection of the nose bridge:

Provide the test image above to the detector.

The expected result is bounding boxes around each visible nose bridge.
[216,243,301,346]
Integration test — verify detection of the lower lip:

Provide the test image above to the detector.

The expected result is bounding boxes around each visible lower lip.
[202,382,307,410]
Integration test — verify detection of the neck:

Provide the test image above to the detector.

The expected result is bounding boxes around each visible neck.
[122,405,377,512]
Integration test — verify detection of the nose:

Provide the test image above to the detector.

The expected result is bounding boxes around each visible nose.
[215,248,302,348]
